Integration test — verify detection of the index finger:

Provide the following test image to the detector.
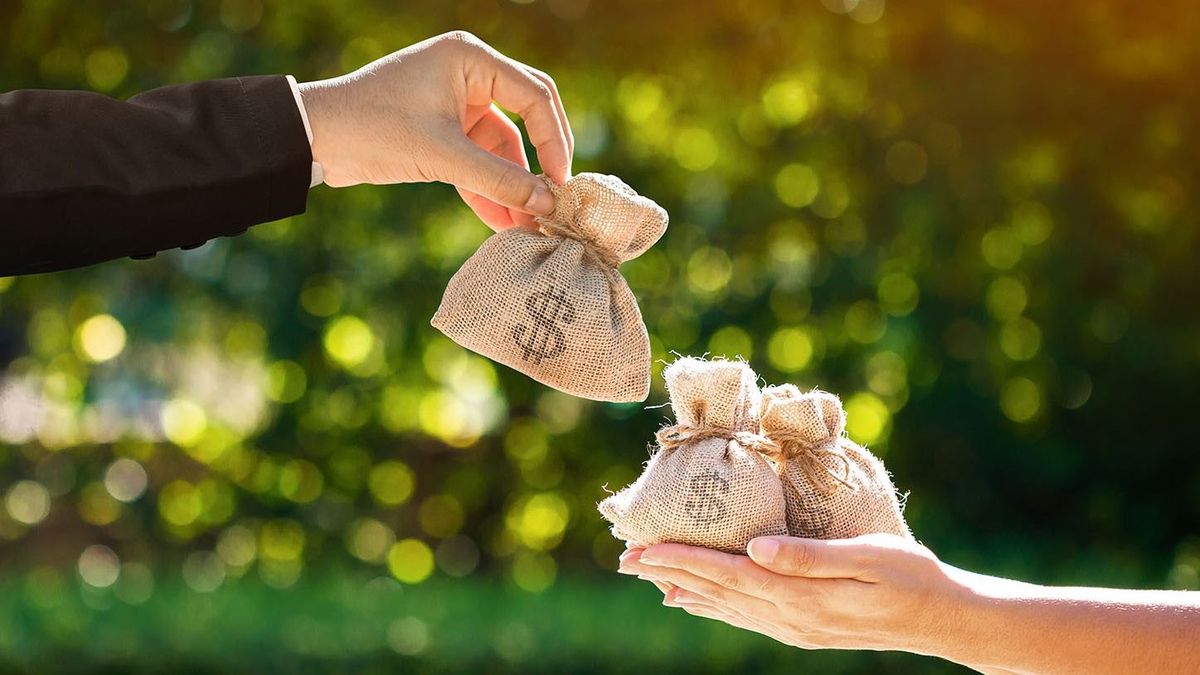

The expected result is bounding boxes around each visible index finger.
[464,48,572,184]
[637,543,782,601]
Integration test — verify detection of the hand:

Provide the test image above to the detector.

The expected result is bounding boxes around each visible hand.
[620,536,1200,674]
[298,31,574,231]
[618,534,966,656]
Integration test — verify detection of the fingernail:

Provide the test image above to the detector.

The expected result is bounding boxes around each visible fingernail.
[524,185,553,214]
[638,553,660,566]
[618,549,640,564]
[748,537,779,564]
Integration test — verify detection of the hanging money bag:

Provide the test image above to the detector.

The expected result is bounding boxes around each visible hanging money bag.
[758,385,911,540]
[432,173,667,403]
[598,357,789,554]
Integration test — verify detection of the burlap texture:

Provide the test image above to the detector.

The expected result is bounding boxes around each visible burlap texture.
[597,358,788,554]
[431,173,667,402]
[759,385,911,540]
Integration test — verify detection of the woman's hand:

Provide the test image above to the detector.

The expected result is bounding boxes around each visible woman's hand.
[618,534,966,656]
[298,31,574,231]
[621,534,1200,674]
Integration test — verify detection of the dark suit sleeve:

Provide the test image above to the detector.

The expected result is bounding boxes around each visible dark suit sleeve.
[0,75,312,276]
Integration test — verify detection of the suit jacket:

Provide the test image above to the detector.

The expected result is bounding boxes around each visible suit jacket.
[0,75,312,276]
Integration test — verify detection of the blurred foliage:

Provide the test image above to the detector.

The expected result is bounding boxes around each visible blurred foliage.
[2,0,1200,672]
[0,575,956,674]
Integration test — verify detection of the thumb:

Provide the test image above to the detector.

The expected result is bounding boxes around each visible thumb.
[747,536,875,580]
[435,133,555,216]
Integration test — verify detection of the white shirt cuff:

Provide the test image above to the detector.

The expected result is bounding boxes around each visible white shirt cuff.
[286,75,324,188]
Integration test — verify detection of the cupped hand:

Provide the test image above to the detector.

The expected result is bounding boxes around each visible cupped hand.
[298,31,574,231]
[618,534,967,656]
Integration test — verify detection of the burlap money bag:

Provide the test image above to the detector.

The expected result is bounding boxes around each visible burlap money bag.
[597,358,788,553]
[431,173,667,403]
[759,385,911,540]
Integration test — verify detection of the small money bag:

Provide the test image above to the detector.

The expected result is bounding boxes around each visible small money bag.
[759,385,911,540]
[432,173,667,403]
[598,357,788,554]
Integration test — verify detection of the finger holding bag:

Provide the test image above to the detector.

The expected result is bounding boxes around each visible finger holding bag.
[432,172,668,402]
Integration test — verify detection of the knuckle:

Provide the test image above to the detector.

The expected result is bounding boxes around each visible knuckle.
[523,83,554,110]
[780,596,808,616]
[703,584,726,603]
[489,166,532,203]
[443,30,481,46]
[755,575,774,595]
[807,581,833,609]
[854,546,884,571]
[531,68,558,89]
[785,542,818,575]
[514,86,557,124]
[714,570,741,591]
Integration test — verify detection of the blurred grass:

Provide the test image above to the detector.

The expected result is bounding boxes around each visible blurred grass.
[0,575,957,674]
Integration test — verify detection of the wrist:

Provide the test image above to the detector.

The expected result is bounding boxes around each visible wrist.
[297,79,346,182]
[894,563,987,663]
[938,570,994,668]
[925,565,1042,672]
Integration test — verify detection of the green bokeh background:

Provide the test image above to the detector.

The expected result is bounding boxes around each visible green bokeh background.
[2,0,1198,672]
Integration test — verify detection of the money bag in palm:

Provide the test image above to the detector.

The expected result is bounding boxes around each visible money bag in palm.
[758,385,911,540]
[598,357,788,554]
[432,173,667,402]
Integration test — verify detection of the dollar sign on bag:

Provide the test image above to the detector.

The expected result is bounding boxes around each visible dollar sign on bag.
[790,484,835,539]
[512,286,576,364]
[684,470,730,525]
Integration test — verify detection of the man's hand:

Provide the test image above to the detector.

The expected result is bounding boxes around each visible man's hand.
[618,534,966,655]
[298,31,574,231]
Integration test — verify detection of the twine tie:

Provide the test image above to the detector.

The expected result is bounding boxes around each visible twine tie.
[537,218,623,269]
[654,424,776,456]
[762,428,856,495]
